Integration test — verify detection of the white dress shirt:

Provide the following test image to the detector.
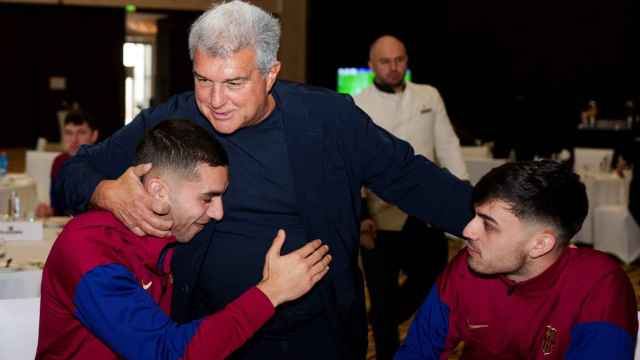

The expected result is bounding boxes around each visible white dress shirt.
[355,81,468,230]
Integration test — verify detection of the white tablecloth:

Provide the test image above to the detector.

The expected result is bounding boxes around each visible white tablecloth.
[0,221,66,299]
[594,206,640,264]
[574,147,614,173]
[574,171,630,245]
[573,170,638,262]
[0,297,40,359]
[0,173,38,218]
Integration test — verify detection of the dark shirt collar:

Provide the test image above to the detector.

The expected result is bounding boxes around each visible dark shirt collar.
[373,79,405,94]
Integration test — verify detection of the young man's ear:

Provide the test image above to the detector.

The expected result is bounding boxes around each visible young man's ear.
[90,130,99,144]
[145,176,169,202]
[528,229,557,259]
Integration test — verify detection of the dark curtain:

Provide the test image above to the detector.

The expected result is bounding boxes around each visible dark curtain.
[307,0,636,148]
[155,11,201,103]
[0,4,125,147]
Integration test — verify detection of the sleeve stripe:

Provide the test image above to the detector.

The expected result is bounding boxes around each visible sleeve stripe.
[566,321,635,360]
[73,264,200,359]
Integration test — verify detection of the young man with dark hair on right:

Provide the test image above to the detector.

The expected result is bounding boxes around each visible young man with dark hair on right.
[396,160,637,359]
[37,119,332,359]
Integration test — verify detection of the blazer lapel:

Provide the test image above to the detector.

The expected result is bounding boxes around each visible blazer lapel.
[275,82,327,242]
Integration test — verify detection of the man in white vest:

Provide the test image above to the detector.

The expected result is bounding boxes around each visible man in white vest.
[354,35,469,360]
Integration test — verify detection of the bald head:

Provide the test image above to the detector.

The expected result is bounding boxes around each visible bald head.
[369,35,406,60]
[368,35,408,92]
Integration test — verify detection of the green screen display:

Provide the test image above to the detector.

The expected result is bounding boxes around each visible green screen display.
[337,67,411,96]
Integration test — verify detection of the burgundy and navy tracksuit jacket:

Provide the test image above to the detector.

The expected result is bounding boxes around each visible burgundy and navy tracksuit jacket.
[36,210,275,359]
[396,247,638,359]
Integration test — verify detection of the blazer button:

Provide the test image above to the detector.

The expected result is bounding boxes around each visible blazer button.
[183,284,190,293]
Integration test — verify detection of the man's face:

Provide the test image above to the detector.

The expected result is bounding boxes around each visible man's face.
[369,36,408,89]
[193,47,280,135]
[462,199,537,279]
[63,122,98,156]
[168,163,229,242]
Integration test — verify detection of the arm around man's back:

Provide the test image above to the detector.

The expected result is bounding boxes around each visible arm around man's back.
[73,230,331,360]
[74,264,275,360]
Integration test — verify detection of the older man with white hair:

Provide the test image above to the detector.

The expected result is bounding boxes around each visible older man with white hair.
[54,1,474,359]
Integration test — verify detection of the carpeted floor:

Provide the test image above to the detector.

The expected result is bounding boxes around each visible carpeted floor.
[365,238,640,360]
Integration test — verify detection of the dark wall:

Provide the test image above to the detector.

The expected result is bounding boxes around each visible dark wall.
[308,0,637,152]
[155,10,201,103]
[0,4,125,148]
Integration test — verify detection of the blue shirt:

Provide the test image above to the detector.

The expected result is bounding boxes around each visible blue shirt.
[201,102,321,334]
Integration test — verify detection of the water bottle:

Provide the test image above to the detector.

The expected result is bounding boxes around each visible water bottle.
[587,100,598,127]
[625,100,635,129]
[8,191,21,220]
[0,152,7,178]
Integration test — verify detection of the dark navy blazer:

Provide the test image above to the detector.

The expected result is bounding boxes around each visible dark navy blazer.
[54,80,473,359]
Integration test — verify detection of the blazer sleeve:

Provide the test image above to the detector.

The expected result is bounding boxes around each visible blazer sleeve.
[341,98,474,237]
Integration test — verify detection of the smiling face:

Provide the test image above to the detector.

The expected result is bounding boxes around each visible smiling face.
[462,199,541,280]
[193,47,280,134]
[165,163,229,242]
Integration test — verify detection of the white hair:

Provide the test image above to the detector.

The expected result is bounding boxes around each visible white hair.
[188,1,281,75]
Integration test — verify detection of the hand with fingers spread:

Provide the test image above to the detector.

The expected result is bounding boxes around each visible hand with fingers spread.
[257,229,332,307]
[90,163,173,237]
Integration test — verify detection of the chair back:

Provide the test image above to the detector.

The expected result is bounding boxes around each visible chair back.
[574,147,613,173]
[465,158,507,185]
[25,151,61,204]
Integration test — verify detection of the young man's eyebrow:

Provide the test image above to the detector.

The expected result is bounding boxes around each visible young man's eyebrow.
[201,191,222,198]
[477,212,498,226]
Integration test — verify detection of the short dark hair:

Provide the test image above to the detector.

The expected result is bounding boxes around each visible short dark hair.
[473,160,588,246]
[64,110,96,131]
[134,119,228,179]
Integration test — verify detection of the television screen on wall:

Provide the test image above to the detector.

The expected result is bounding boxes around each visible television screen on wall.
[337,67,411,96]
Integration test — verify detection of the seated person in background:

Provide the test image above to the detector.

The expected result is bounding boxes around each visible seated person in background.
[37,119,332,359]
[396,160,637,360]
[36,109,99,217]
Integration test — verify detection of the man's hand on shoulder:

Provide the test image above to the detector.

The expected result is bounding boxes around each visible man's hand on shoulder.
[91,163,173,237]
[257,230,332,307]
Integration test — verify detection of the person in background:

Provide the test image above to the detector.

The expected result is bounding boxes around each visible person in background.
[354,35,469,360]
[53,2,474,358]
[396,160,637,359]
[37,119,332,359]
[35,109,98,217]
